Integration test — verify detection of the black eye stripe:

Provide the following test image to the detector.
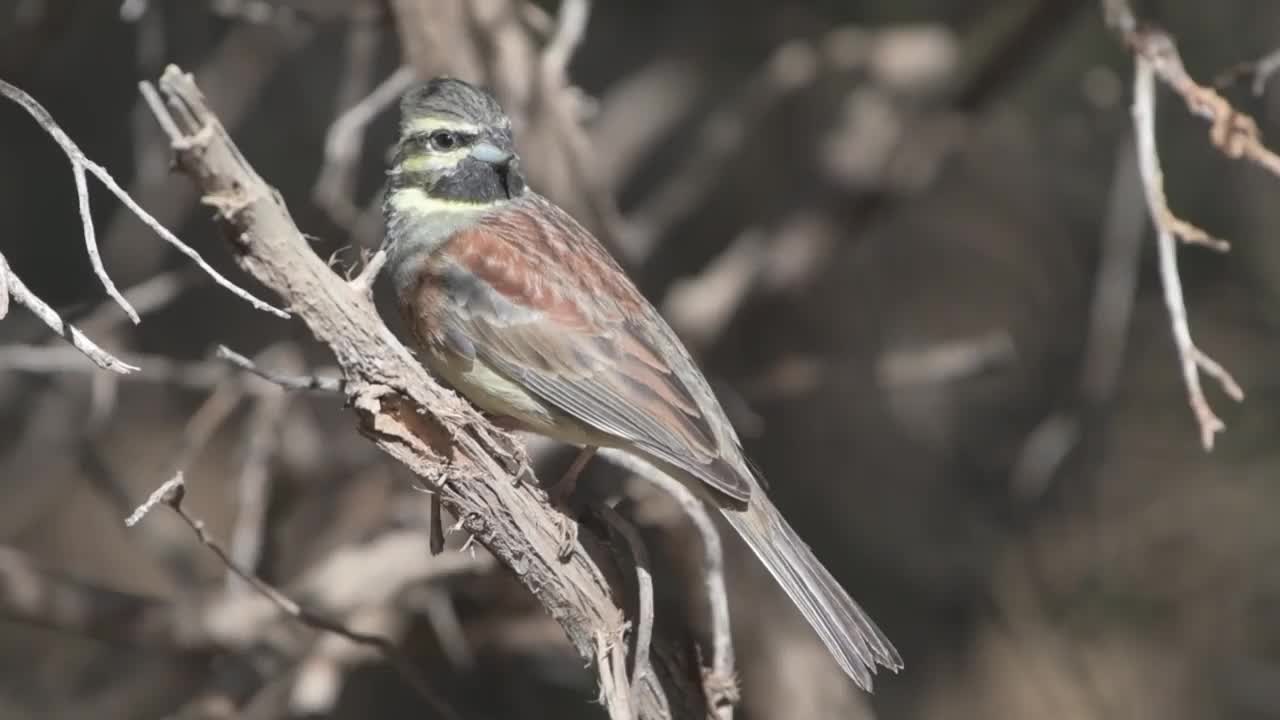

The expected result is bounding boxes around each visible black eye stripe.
[401,130,477,153]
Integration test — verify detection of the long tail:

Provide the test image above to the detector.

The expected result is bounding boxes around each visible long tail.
[721,496,902,690]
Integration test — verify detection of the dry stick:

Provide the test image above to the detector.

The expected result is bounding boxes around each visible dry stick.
[1133,55,1244,450]
[70,270,204,425]
[598,449,736,717]
[71,162,140,323]
[0,344,261,389]
[216,345,344,393]
[541,0,591,81]
[98,18,315,317]
[0,78,289,320]
[127,473,463,720]
[596,628,637,720]
[78,268,203,335]
[1,529,488,652]
[0,251,136,373]
[1101,0,1276,449]
[143,66,697,718]
[1213,47,1280,95]
[1126,31,1280,178]
[348,247,387,298]
[598,504,655,690]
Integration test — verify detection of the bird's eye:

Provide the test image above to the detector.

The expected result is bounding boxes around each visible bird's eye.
[429,131,460,151]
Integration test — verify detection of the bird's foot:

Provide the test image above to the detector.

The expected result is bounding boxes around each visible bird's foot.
[549,446,597,562]
[554,514,579,562]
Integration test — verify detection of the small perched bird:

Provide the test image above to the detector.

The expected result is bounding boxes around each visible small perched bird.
[380,77,902,689]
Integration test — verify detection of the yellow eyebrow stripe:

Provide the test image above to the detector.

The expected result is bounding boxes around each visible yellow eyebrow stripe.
[403,117,483,136]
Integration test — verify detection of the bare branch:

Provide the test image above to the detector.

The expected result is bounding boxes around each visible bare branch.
[0,251,137,374]
[216,345,344,392]
[144,64,704,716]
[599,449,738,717]
[349,248,387,298]
[1214,47,1280,95]
[0,77,289,320]
[1133,56,1244,450]
[1104,2,1280,178]
[542,0,591,81]
[128,472,463,720]
[598,504,655,690]
[1098,0,1274,448]
[596,627,637,720]
[72,162,140,323]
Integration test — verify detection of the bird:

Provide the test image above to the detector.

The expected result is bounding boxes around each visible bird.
[379,76,902,690]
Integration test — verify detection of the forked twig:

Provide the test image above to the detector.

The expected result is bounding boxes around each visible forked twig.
[126,473,463,720]
[0,78,289,320]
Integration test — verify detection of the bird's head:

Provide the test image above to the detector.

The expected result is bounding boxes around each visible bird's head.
[388,77,526,206]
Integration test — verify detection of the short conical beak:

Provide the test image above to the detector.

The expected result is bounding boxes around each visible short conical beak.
[470,141,513,166]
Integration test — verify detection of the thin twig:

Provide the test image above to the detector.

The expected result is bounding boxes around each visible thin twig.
[1100,0,1269,449]
[1133,57,1244,450]
[0,252,136,373]
[0,344,254,389]
[148,63,703,716]
[78,268,203,335]
[542,0,591,81]
[216,345,344,392]
[127,472,464,720]
[1104,1,1280,178]
[72,162,139,323]
[1213,47,1280,95]
[599,449,737,716]
[598,504,655,690]
[0,78,289,320]
[348,248,387,298]
[596,628,637,720]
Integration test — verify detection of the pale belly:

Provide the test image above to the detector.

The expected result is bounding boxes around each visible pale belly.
[424,348,614,449]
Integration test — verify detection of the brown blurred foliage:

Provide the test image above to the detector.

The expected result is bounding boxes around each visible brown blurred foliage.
[3,0,1280,718]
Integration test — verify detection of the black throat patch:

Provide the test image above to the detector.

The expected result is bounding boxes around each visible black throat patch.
[428,155,526,204]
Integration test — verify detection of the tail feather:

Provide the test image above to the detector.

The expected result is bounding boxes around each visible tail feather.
[721,497,902,690]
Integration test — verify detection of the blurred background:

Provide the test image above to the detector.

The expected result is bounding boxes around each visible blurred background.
[3,0,1280,718]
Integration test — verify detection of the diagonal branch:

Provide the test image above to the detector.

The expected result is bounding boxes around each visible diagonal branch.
[1102,0,1271,449]
[0,76,289,320]
[0,251,136,373]
[126,473,463,720]
[142,64,701,719]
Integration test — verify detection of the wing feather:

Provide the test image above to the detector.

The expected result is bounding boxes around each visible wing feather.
[437,198,751,502]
